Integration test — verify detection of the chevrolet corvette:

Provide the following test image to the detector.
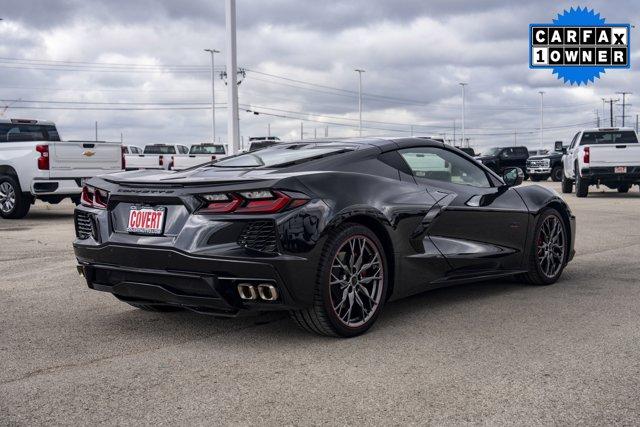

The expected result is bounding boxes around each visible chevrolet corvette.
[73,137,575,337]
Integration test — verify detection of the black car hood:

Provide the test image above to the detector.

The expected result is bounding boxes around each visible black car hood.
[102,166,318,186]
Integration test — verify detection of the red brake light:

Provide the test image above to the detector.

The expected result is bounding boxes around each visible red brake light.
[36,144,49,170]
[583,147,590,164]
[81,185,108,209]
[211,155,217,161]
[197,190,308,214]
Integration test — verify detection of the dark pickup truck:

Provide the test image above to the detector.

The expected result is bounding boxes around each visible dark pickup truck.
[475,146,529,178]
[526,142,565,182]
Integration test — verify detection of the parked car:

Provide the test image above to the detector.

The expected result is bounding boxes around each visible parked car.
[528,149,550,156]
[562,128,640,197]
[0,118,122,219]
[526,142,565,182]
[247,136,280,152]
[475,146,530,179]
[124,144,189,171]
[172,143,227,171]
[74,137,575,337]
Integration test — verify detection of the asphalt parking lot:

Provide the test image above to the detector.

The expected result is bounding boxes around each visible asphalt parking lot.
[1,181,639,425]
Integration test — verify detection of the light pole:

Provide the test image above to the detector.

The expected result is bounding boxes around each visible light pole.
[538,91,545,150]
[354,69,365,137]
[225,0,240,154]
[204,48,220,143]
[459,83,467,147]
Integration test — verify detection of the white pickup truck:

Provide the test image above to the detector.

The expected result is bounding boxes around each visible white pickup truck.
[171,143,227,170]
[562,127,640,197]
[0,118,123,218]
[124,143,189,171]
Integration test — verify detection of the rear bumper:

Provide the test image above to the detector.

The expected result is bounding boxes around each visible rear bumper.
[74,242,317,316]
[30,178,82,195]
[581,166,640,183]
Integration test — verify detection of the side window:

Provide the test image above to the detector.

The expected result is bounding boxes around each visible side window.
[569,133,579,149]
[515,147,528,157]
[123,147,130,154]
[399,147,492,188]
[181,146,189,154]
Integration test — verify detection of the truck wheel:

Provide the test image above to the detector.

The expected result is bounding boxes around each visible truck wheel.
[561,173,573,193]
[575,168,589,198]
[551,166,563,182]
[0,175,31,219]
[618,184,630,193]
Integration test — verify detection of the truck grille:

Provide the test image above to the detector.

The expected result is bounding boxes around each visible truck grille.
[527,159,550,168]
[237,221,278,253]
[75,211,95,240]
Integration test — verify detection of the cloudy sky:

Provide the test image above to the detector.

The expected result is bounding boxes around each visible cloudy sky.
[1,0,638,150]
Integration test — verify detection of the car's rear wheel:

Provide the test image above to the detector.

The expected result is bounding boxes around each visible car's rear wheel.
[0,175,31,219]
[575,166,589,197]
[618,184,630,193]
[522,208,567,286]
[561,173,573,193]
[290,223,388,337]
[551,166,563,182]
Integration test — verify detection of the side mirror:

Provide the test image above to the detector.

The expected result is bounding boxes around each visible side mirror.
[554,141,564,152]
[502,167,523,187]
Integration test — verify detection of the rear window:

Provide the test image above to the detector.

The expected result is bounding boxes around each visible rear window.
[144,145,176,154]
[0,123,60,142]
[213,144,351,168]
[190,145,226,155]
[249,141,278,151]
[580,131,638,145]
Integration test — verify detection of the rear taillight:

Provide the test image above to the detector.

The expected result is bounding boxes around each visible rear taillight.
[197,190,309,214]
[36,144,49,170]
[121,146,126,170]
[159,155,164,166]
[81,185,108,209]
[211,155,217,161]
[583,147,590,164]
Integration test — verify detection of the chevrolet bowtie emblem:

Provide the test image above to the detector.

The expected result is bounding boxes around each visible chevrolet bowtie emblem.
[83,150,96,157]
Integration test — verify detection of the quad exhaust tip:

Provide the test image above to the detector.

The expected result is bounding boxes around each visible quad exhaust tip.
[237,283,279,301]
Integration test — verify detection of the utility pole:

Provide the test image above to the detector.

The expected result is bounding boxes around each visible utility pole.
[459,82,467,147]
[616,91,632,127]
[225,0,240,154]
[325,126,328,137]
[300,122,303,140]
[603,98,619,127]
[94,121,98,141]
[595,109,600,127]
[354,69,365,136]
[452,119,457,145]
[636,114,639,133]
[120,132,123,143]
[314,128,317,139]
[538,91,545,150]
[410,125,414,137]
[514,129,517,147]
[267,123,271,137]
[204,48,220,143]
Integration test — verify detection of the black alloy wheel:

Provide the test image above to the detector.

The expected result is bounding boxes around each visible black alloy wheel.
[522,209,567,286]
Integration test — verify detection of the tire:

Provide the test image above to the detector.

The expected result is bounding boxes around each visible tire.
[521,208,568,286]
[561,173,573,193]
[0,175,31,219]
[289,223,388,337]
[551,166,563,182]
[617,184,630,193]
[575,166,589,198]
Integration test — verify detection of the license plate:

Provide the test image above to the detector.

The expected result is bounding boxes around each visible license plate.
[615,166,627,174]
[127,207,166,235]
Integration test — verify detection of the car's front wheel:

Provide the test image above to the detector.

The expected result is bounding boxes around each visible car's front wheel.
[290,223,388,337]
[551,166,563,182]
[522,208,568,286]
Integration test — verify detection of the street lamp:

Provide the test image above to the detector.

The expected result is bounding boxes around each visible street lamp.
[204,48,220,143]
[539,91,545,150]
[354,69,365,137]
[459,83,467,147]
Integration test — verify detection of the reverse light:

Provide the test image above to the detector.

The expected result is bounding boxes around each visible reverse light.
[197,190,309,214]
[159,155,164,166]
[36,144,49,170]
[583,147,590,164]
[81,185,109,209]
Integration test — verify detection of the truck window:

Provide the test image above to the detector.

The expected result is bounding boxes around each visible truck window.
[190,145,226,155]
[580,131,639,145]
[144,145,176,155]
[0,123,61,142]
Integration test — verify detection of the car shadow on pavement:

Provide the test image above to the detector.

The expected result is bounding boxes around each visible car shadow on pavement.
[580,191,640,198]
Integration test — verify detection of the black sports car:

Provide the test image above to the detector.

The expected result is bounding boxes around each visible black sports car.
[73,138,575,337]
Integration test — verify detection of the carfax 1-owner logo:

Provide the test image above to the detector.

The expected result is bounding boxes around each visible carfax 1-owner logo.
[529,7,630,85]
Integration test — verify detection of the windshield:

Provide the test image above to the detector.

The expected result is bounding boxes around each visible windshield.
[0,123,60,142]
[144,145,176,154]
[482,147,501,156]
[190,145,225,155]
[213,145,351,168]
[580,131,638,145]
